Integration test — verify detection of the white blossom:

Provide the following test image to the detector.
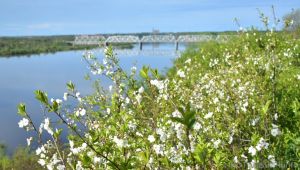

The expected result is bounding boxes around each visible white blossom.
[18,118,29,128]
[103,58,108,65]
[153,144,164,155]
[274,113,278,121]
[81,143,87,150]
[113,136,128,148]
[228,135,233,144]
[241,154,248,160]
[234,156,239,163]
[131,66,137,72]
[213,139,221,149]
[147,135,155,143]
[75,108,86,116]
[172,110,182,118]
[177,69,186,78]
[193,122,202,130]
[204,112,213,119]
[69,140,74,149]
[268,155,277,168]
[93,157,101,164]
[38,159,46,166]
[56,99,62,104]
[84,51,93,59]
[213,97,219,104]
[150,79,164,90]
[135,94,142,104]
[248,146,256,156]
[27,137,33,146]
[76,161,83,170]
[109,85,113,92]
[56,164,65,170]
[44,118,53,135]
[138,86,144,94]
[63,93,68,101]
[75,92,82,102]
[248,159,257,170]
[125,97,130,104]
[185,59,191,64]
[156,128,167,142]
[36,146,45,155]
[256,138,269,151]
[251,118,260,126]
[271,124,280,137]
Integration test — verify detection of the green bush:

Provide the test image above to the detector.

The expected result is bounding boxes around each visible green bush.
[17,23,300,169]
[0,144,43,170]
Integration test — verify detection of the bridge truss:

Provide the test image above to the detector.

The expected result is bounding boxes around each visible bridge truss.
[73,34,233,50]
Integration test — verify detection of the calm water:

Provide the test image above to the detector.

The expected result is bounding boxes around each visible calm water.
[0,43,185,153]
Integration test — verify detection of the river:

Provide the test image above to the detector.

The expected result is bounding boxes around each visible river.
[0,43,186,153]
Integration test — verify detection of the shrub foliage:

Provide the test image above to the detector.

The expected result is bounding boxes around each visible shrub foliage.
[18,24,300,169]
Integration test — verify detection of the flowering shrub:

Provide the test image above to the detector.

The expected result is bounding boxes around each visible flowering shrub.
[18,25,300,169]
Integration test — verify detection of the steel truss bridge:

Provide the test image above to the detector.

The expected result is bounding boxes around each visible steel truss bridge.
[73,34,231,50]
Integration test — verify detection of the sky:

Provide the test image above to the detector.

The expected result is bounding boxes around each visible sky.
[0,0,299,36]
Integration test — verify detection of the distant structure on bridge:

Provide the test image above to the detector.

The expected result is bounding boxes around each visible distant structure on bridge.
[73,33,231,50]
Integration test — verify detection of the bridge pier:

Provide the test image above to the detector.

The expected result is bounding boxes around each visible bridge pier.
[139,42,143,50]
[175,41,179,51]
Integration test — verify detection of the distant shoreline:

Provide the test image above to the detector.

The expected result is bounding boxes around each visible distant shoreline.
[0,32,240,57]
[0,35,134,57]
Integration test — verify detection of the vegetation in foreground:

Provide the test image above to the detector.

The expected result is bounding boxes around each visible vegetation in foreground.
[0,35,133,57]
[0,144,42,170]
[14,12,300,169]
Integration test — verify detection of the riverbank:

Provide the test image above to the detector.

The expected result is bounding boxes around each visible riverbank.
[0,35,133,57]
[0,32,240,57]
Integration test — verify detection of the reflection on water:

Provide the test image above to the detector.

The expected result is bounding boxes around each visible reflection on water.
[0,43,185,153]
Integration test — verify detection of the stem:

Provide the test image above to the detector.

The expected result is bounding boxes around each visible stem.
[54,111,121,170]
[272,54,277,116]
[25,112,42,145]
[186,129,196,169]
[51,135,67,168]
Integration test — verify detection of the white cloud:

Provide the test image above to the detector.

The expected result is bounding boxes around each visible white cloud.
[27,23,51,29]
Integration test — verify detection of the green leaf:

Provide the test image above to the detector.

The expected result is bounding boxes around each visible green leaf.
[54,128,62,139]
[187,117,196,129]
[194,143,209,164]
[138,148,150,164]
[67,81,75,92]
[51,101,58,112]
[151,68,159,78]
[17,103,27,117]
[170,117,185,125]
[292,99,300,117]
[82,154,91,165]
[140,66,149,79]
[35,90,49,106]
[84,74,90,80]
[171,104,196,129]
[177,107,185,114]
[262,100,271,115]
